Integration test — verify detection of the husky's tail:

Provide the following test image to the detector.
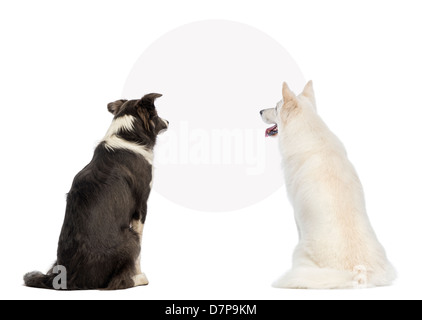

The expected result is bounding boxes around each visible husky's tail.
[24,271,56,289]
[273,265,368,289]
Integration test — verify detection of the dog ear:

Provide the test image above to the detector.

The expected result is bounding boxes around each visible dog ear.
[137,93,162,133]
[302,80,314,98]
[301,80,316,108]
[107,99,127,115]
[282,82,296,102]
[281,83,299,122]
[139,93,163,110]
[136,93,163,132]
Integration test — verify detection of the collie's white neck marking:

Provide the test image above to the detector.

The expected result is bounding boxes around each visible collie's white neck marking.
[106,114,136,134]
[102,115,154,165]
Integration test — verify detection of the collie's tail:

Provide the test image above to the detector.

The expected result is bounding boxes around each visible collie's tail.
[23,271,56,289]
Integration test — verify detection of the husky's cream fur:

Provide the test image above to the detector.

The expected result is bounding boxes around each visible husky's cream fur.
[261,81,396,289]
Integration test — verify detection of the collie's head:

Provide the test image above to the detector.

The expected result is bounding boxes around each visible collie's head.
[106,93,169,148]
[260,81,316,138]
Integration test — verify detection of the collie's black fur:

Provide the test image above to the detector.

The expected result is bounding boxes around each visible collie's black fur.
[24,93,168,290]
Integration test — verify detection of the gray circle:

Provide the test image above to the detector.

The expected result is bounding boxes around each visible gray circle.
[123,20,305,212]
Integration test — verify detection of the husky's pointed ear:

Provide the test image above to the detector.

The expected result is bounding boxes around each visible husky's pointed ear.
[302,80,314,98]
[281,83,299,122]
[302,80,316,107]
[282,82,296,102]
[107,99,127,115]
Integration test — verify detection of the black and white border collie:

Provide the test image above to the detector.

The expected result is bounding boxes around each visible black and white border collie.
[24,93,168,290]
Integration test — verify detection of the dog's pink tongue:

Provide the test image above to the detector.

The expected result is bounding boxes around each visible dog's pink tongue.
[265,124,278,137]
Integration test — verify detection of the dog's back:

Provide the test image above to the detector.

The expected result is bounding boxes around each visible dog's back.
[57,146,149,289]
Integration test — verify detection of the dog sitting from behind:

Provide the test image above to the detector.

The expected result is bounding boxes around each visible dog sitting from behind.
[24,93,168,290]
[260,81,396,289]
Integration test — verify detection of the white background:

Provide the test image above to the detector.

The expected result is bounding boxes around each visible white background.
[1,0,421,300]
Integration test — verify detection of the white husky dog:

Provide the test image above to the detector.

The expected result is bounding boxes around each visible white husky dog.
[261,81,396,289]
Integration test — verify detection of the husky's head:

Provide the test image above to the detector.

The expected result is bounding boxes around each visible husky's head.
[260,81,316,137]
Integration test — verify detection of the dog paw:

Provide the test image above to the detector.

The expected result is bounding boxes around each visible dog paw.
[133,273,149,287]
[352,265,367,289]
